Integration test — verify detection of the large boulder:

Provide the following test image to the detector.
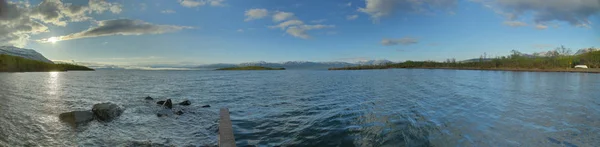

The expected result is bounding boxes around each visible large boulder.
[92,103,124,122]
[157,99,173,109]
[59,110,94,125]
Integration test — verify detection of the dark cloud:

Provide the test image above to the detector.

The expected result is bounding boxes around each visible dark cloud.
[484,0,600,27]
[46,19,192,42]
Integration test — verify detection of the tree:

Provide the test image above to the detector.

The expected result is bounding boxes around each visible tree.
[556,45,572,56]
[510,50,522,58]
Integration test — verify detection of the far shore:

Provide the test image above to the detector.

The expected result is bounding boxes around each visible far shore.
[332,67,600,73]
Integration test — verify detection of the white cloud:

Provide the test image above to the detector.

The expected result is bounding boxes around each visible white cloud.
[161,9,176,14]
[503,21,527,27]
[347,2,352,7]
[535,24,548,30]
[88,0,122,14]
[346,15,359,20]
[273,11,295,22]
[381,37,419,46]
[358,0,457,22]
[284,24,335,39]
[179,0,203,7]
[38,19,193,43]
[178,0,224,7]
[478,0,600,28]
[244,9,268,21]
[245,9,334,39]
[237,29,244,32]
[269,20,304,30]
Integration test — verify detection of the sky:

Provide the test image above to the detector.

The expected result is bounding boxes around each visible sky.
[1,0,599,65]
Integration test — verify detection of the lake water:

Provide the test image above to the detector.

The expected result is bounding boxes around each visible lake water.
[0,69,599,146]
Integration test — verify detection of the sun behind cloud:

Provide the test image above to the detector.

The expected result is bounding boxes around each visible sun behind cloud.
[47,37,59,44]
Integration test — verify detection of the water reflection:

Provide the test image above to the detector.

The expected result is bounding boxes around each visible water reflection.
[47,72,60,96]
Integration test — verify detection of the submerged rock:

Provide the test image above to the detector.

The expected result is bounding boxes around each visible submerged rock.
[202,105,211,108]
[92,102,124,122]
[174,110,184,115]
[59,110,94,125]
[145,96,153,100]
[156,101,165,105]
[179,100,191,106]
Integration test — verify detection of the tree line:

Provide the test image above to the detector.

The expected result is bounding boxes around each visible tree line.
[330,46,600,70]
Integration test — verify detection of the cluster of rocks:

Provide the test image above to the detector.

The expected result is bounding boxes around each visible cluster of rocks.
[59,102,124,126]
[145,96,210,117]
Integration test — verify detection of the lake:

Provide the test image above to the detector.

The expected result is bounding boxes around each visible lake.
[0,69,599,146]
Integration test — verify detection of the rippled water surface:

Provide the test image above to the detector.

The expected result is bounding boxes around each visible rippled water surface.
[1,69,599,146]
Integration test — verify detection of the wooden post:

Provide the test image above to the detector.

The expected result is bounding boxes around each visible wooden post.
[219,108,236,147]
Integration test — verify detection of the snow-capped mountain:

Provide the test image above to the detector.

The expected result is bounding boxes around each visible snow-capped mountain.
[575,48,598,55]
[196,60,391,70]
[0,46,53,63]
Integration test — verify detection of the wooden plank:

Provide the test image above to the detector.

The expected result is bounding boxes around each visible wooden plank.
[219,108,236,147]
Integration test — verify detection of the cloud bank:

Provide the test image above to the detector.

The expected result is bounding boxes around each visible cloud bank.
[0,0,122,47]
[479,0,600,28]
[358,0,457,22]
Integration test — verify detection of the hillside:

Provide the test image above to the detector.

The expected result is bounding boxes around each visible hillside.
[0,46,53,63]
[0,54,93,72]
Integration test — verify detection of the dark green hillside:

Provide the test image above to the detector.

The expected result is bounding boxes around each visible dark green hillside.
[0,54,94,72]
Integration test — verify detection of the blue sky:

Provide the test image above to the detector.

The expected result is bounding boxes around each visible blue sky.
[2,0,599,65]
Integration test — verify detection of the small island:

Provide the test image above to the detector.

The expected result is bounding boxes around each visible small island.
[0,54,94,72]
[216,66,285,70]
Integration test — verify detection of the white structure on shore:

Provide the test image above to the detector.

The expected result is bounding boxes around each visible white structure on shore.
[574,65,588,68]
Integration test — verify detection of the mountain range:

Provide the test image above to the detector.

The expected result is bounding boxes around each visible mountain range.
[196,60,393,70]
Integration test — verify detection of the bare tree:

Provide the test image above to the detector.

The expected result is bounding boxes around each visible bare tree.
[555,45,572,56]
[510,50,522,58]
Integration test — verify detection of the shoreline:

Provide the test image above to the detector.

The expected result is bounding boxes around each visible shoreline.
[331,67,600,73]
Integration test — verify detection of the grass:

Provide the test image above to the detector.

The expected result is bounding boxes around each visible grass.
[216,66,285,70]
[0,54,94,72]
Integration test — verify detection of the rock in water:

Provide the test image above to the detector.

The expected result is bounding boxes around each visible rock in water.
[59,111,94,125]
[92,103,124,122]
[157,101,165,105]
[145,96,153,100]
[179,100,191,106]
[202,105,211,108]
[175,110,184,115]
[164,99,173,109]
